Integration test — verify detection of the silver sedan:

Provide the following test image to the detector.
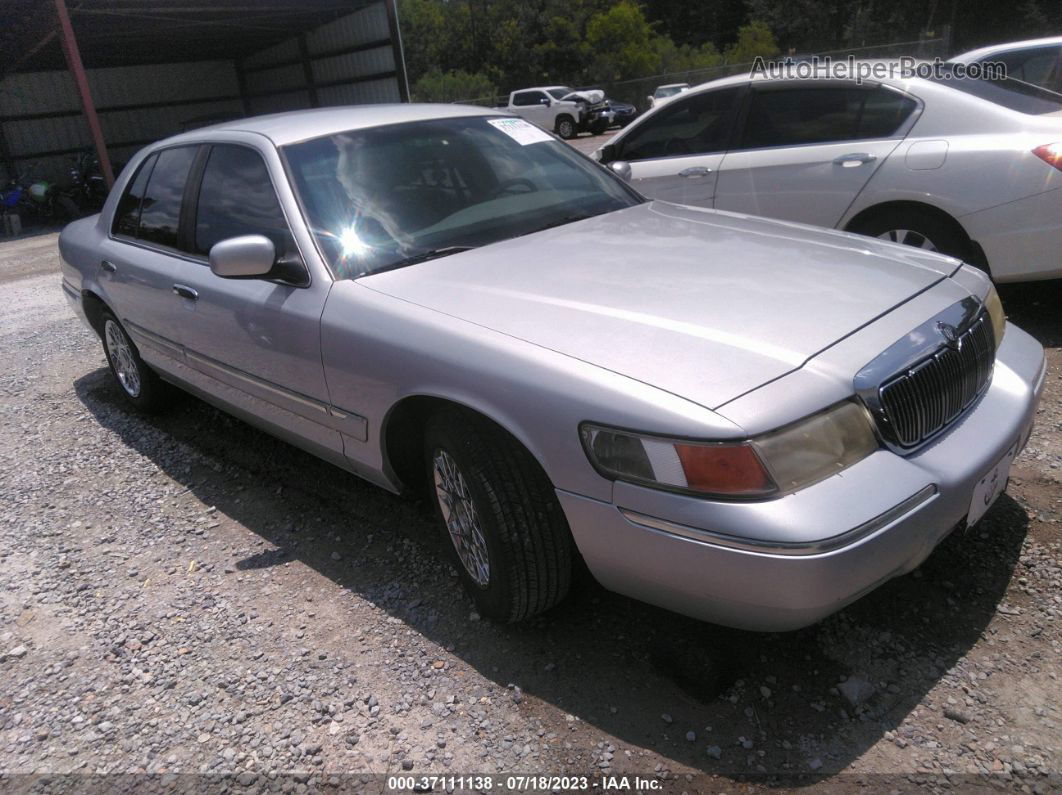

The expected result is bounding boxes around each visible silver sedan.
[59,105,1045,631]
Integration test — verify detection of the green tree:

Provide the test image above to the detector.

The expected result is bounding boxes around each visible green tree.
[723,20,780,64]
[411,69,497,103]
[585,1,660,81]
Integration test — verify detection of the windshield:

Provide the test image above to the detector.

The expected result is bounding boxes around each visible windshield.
[282,115,642,279]
[547,88,571,100]
[930,67,1062,114]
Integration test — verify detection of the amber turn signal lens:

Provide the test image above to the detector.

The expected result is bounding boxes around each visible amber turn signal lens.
[674,443,775,495]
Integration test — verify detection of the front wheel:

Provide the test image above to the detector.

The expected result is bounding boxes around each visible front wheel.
[554,116,576,140]
[424,408,573,622]
[100,311,172,412]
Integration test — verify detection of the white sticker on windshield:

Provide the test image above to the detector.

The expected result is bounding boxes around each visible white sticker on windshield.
[488,117,554,145]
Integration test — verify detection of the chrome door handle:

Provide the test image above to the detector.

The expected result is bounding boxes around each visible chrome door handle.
[172,284,198,301]
[678,166,712,178]
[832,153,877,166]
[101,260,117,273]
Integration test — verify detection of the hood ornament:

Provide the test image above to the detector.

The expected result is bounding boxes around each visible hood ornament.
[936,321,961,349]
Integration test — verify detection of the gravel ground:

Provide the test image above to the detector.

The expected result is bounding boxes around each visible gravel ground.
[0,233,1059,793]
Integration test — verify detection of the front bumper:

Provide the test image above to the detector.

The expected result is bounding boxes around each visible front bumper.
[558,323,1046,631]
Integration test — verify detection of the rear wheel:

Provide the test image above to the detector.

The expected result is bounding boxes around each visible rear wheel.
[424,408,572,622]
[100,310,172,412]
[555,115,576,140]
[849,207,971,262]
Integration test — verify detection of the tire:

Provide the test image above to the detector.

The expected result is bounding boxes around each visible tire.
[589,119,608,136]
[555,115,576,140]
[99,311,172,412]
[848,207,971,262]
[424,407,573,622]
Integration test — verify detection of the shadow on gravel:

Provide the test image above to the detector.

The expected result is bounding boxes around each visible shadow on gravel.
[75,366,1029,781]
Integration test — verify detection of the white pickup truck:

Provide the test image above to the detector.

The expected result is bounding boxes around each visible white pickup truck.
[503,86,608,139]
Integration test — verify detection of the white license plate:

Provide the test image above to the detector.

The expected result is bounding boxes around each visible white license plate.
[968,442,1017,527]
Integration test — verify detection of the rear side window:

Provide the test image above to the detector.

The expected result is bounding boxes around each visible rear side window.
[740,86,916,150]
[112,153,156,237]
[930,68,1062,114]
[994,46,1060,87]
[618,87,741,160]
[136,146,197,249]
[193,144,293,256]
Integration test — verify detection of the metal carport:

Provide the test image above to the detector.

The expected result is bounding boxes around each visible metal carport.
[0,0,409,190]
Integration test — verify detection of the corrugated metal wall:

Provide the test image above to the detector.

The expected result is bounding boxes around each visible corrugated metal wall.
[243,2,400,115]
[0,1,404,185]
[0,61,241,183]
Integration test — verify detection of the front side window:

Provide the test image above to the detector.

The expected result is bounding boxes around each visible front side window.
[112,153,157,238]
[136,146,197,249]
[283,115,641,279]
[618,87,740,160]
[739,86,915,150]
[193,144,293,256]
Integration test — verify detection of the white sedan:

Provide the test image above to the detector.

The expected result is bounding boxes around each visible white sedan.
[595,64,1062,282]
[950,36,1062,94]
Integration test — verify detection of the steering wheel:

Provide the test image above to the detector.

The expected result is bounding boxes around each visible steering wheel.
[489,178,536,199]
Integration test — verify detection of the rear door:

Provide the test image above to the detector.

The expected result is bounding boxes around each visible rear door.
[611,86,743,208]
[713,83,916,227]
[97,145,202,371]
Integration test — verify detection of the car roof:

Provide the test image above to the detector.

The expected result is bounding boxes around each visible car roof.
[156,103,504,147]
[951,35,1062,63]
[682,59,934,92]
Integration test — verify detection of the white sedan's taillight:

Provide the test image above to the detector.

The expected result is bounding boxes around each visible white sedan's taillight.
[1032,143,1062,171]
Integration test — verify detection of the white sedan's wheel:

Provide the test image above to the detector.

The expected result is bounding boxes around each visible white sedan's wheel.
[877,228,938,251]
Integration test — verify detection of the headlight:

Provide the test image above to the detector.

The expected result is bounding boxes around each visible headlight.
[581,401,878,499]
[984,284,1005,350]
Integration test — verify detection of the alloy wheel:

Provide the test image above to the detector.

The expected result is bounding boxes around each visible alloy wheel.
[432,448,491,587]
[878,228,938,251]
[104,319,141,398]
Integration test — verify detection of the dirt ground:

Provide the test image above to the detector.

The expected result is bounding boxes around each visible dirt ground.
[0,232,1058,793]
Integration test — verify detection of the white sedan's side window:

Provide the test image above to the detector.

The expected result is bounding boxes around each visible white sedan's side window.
[738,86,916,151]
[618,87,741,161]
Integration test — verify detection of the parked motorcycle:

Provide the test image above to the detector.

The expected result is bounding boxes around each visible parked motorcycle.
[67,149,109,213]
[0,163,79,225]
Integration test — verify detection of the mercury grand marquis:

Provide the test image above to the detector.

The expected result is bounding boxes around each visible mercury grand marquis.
[59,105,1046,631]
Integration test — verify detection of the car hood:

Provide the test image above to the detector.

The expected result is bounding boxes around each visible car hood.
[361,202,957,410]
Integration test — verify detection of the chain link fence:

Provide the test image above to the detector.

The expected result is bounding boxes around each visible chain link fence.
[453,35,952,112]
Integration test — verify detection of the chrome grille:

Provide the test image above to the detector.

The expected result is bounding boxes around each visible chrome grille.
[878,312,995,448]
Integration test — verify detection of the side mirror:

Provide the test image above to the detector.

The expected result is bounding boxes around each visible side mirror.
[539,96,552,106]
[609,160,632,182]
[210,234,276,278]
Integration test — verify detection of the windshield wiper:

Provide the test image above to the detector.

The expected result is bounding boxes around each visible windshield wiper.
[368,246,478,275]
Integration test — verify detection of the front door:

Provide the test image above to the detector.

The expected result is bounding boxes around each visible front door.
[609,86,743,208]
[171,143,343,459]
